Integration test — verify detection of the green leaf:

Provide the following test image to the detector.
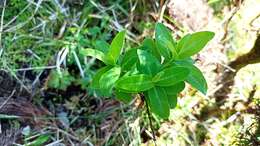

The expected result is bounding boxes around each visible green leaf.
[164,82,184,109]
[142,38,161,62]
[155,41,171,61]
[167,94,178,109]
[176,57,195,64]
[115,89,133,103]
[177,31,215,59]
[147,87,170,119]
[164,82,185,96]
[47,70,74,91]
[173,62,207,94]
[106,31,126,65]
[90,66,112,92]
[137,49,161,76]
[47,70,61,89]
[122,65,140,77]
[187,66,207,94]
[153,66,190,86]
[80,48,109,64]
[99,66,121,96]
[121,48,138,71]
[95,40,110,53]
[176,34,191,53]
[115,74,154,92]
[155,23,177,60]
[28,135,49,146]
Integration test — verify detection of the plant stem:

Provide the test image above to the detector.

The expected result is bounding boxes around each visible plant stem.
[142,94,157,146]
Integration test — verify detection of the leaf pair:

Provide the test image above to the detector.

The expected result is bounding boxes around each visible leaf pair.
[81,31,126,96]
[80,31,126,65]
[145,81,185,118]
[115,66,189,91]
[146,67,189,119]
[153,22,212,95]
[173,60,207,95]
[155,23,215,61]
[120,42,161,74]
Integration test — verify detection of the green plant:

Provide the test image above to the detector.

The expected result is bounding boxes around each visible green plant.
[80,23,214,119]
[47,69,75,91]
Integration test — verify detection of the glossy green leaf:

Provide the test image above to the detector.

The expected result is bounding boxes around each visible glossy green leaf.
[80,48,108,64]
[99,66,121,95]
[115,89,133,103]
[175,57,195,64]
[155,41,171,61]
[106,31,126,65]
[137,49,161,76]
[115,74,154,92]
[142,38,161,61]
[121,48,138,71]
[164,82,184,109]
[147,87,170,119]
[122,65,140,77]
[176,34,191,53]
[177,31,215,59]
[153,66,190,86]
[167,94,178,109]
[173,62,207,94]
[95,40,110,53]
[155,23,177,60]
[187,65,207,94]
[164,81,185,96]
[90,66,112,90]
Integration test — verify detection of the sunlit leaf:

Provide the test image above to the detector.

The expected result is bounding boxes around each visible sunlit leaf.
[90,66,112,94]
[137,49,161,76]
[106,31,126,65]
[147,87,169,119]
[187,65,207,94]
[177,31,215,59]
[173,61,207,94]
[80,48,109,64]
[142,38,161,62]
[115,74,154,92]
[153,66,190,86]
[176,33,191,53]
[121,48,138,71]
[99,66,121,95]
[155,23,177,60]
